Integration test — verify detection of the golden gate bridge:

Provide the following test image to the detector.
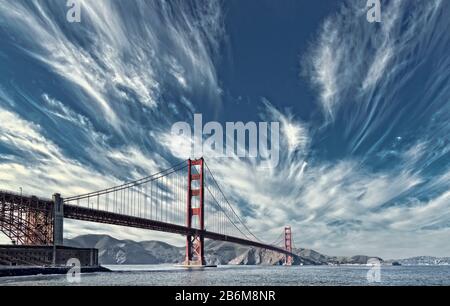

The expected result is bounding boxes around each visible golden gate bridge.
[0,158,295,266]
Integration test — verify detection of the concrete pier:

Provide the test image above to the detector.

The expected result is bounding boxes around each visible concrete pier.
[52,193,64,246]
[0,245,99,267]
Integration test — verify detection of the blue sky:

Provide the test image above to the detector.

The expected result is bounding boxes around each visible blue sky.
[0,0,449,258]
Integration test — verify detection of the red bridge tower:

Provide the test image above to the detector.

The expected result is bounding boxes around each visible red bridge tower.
[284,226,293,265]
[184,158,206,266]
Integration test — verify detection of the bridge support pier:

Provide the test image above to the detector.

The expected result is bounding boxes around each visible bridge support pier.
[52,193,64,246]
[184,158,206,266]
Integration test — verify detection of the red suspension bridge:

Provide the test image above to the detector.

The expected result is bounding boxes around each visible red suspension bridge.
[0,158,296,266]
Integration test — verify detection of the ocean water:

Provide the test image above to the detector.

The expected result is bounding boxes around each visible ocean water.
[0,265,449,286]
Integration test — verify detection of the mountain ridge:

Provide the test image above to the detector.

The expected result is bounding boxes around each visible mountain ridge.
[64,234,450,266]
[64,234,390,266]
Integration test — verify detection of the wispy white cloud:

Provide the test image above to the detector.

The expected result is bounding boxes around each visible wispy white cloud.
[0,105,117,196]
[303,0,446,129]
[0,0,224,132]
[306,19,342,120]
[263,99,310,156]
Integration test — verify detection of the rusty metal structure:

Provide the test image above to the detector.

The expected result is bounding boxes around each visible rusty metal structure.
[0,191,53,245]
[0,158,297,265]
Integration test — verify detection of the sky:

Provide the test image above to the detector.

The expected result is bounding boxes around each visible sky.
[0,0,449,259]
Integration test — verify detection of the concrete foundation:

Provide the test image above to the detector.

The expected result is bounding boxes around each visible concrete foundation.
[52,193,64,246]
[0,245,98,267]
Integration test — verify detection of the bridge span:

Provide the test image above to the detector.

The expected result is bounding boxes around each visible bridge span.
[0,158,296,266]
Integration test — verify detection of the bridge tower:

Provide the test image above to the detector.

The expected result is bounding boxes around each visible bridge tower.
[284,226,293,265]
[184,158,206,266]
[52,193,64,246]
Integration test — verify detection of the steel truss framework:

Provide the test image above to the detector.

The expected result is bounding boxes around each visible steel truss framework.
[0,191,53,245]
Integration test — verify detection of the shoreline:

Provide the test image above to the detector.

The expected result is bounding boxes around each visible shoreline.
[0,266,111,278]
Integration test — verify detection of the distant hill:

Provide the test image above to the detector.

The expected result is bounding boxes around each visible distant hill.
[64,234,383,266]
[64,235,183,264]
[385,256,450,266]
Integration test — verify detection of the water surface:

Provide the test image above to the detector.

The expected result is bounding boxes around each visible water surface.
[1,265,449,286]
